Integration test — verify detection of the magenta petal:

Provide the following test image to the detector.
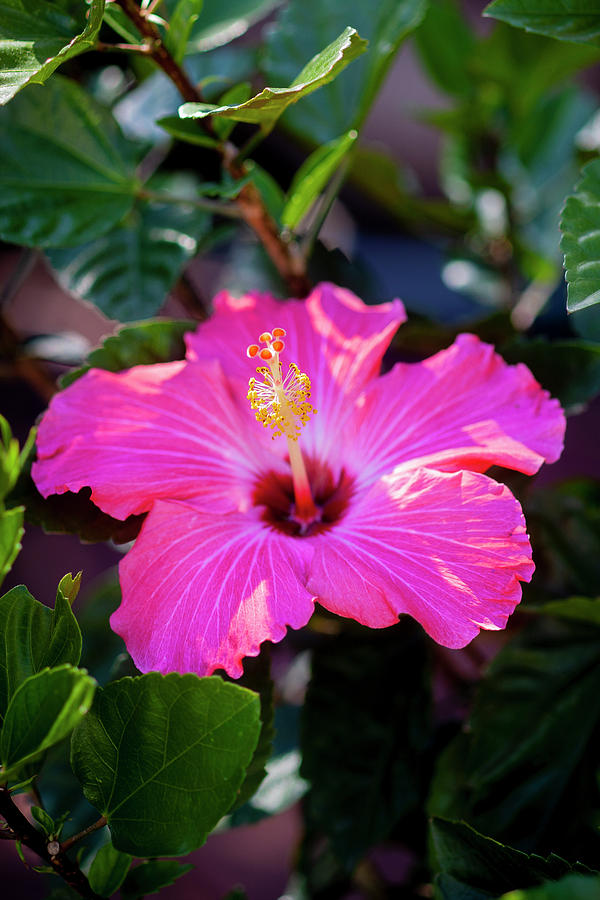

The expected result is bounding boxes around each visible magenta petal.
[308,467,534,649]
[32,360,272,520]
[112,499,316,677]
[347,333,565,484]
[185,282,406,461]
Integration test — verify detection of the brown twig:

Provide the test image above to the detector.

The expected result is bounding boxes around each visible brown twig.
[60,816,107,854]
[0,787,103,899]
[114,0,311,296]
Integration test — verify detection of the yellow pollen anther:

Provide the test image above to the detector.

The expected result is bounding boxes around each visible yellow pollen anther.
[246,327,316,441]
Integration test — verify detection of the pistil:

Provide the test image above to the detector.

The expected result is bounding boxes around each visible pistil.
[247,329,318,523]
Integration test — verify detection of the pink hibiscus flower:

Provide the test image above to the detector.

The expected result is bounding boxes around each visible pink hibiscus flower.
[32,283,565,677]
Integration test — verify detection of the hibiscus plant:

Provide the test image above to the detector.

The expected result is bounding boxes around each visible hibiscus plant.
[1,1,600,898]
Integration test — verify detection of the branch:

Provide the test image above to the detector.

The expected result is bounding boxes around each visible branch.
[60,816,107,854]
[0,787,103,899]
[114,0,311,296]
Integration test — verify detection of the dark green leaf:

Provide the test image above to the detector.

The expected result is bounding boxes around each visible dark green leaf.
[263,0,427,143]
[0,580,82,721]
[231,650,275,810]
[46,175,210,321]
[301,624,431,868]
[498,874,600,899]
[212,81,252,139]
[428,619,600,851]
[166,0,204,62]
[88,842,132,898]
[71,673,261,856]
[414,0,476,96]
[562,159,600,312]
[0,0,105,105]
[484,1,600,46]
[1,665,96,781]
[156,115,220,147]
[0,76,140,248]
[121,860,193,898]
[186,0,280,51]
[179,27,368,128]
[60,318,196,387]
[430,818,594,898]
[500,338,600,408]
[0,506,23,586]
[525,480,600,597]
[282,130,357,230]
[528,596,600,626]
[77,573,128,686]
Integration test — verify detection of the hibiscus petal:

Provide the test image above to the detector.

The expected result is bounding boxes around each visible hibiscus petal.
[307,466,534,649]
[347,334,565,485]
[185,282,406,463]
[33,360,274,520]
[112,498,316,677]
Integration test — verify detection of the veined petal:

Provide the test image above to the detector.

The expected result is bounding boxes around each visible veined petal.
[346,334,565,486]
[185,282,406,463]
[33,360,275,520]
[307,467,534,649]
[112,498,316,677]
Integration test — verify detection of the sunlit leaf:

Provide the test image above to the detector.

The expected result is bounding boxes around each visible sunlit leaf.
[0,0,105,105]
[561,160,600,312]
[179,27,368,128]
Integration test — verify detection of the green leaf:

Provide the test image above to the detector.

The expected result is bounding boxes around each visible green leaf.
[46,175,210,321]
[0,580,82,721]
[212,81,252,139]
[60,318,196,388]
[282,129,357,230]
[88,842,132,898]
[484,1,600,46]
[0,0,105,105]
[121,860,193,898]
[301,624,431,868]
[30,804,56,836]
[231,651,275,810]
[499,874,600,899]
[414,0,476,96]
[430,818,593,898]
[185,0,281,51]
[179,27,368,128]
[561,160,600,312]
[71,673,261,856]
[0,506,23,587]
[0,414,29,500]
[156,115,220,147]
[263,0,427,143]
[428,619,600,851]
[500,338,600,408]
[528,596,600,626]
[166,0,204,62]
[0,665,96,782]
[0,75,140,248]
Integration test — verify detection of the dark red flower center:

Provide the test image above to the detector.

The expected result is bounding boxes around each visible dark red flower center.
[253,456,354,536]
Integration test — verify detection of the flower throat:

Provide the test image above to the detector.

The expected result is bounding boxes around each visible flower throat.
[247,328,318,524]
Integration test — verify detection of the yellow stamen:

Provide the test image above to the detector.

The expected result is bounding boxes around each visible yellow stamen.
[246,328,318,523]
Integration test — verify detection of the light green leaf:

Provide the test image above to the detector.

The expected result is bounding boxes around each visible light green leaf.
[46,174,210,321]
[0,75,140,248]
[166,0,204,62]
[561,159,600,312]
[88,842,132,898]
[0,579,82,721]
[484,1,600,46]
[30,804,56,836]
[0,506,23,587]
[0,0,105,105]
[212,81,251,139]
[499,874,600,899]
[0,665,96,781]
[121,860,193,898]
[282,129,357,229]
[71,673,261,856]
[263,0,427,143]
[179,27,368,128]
